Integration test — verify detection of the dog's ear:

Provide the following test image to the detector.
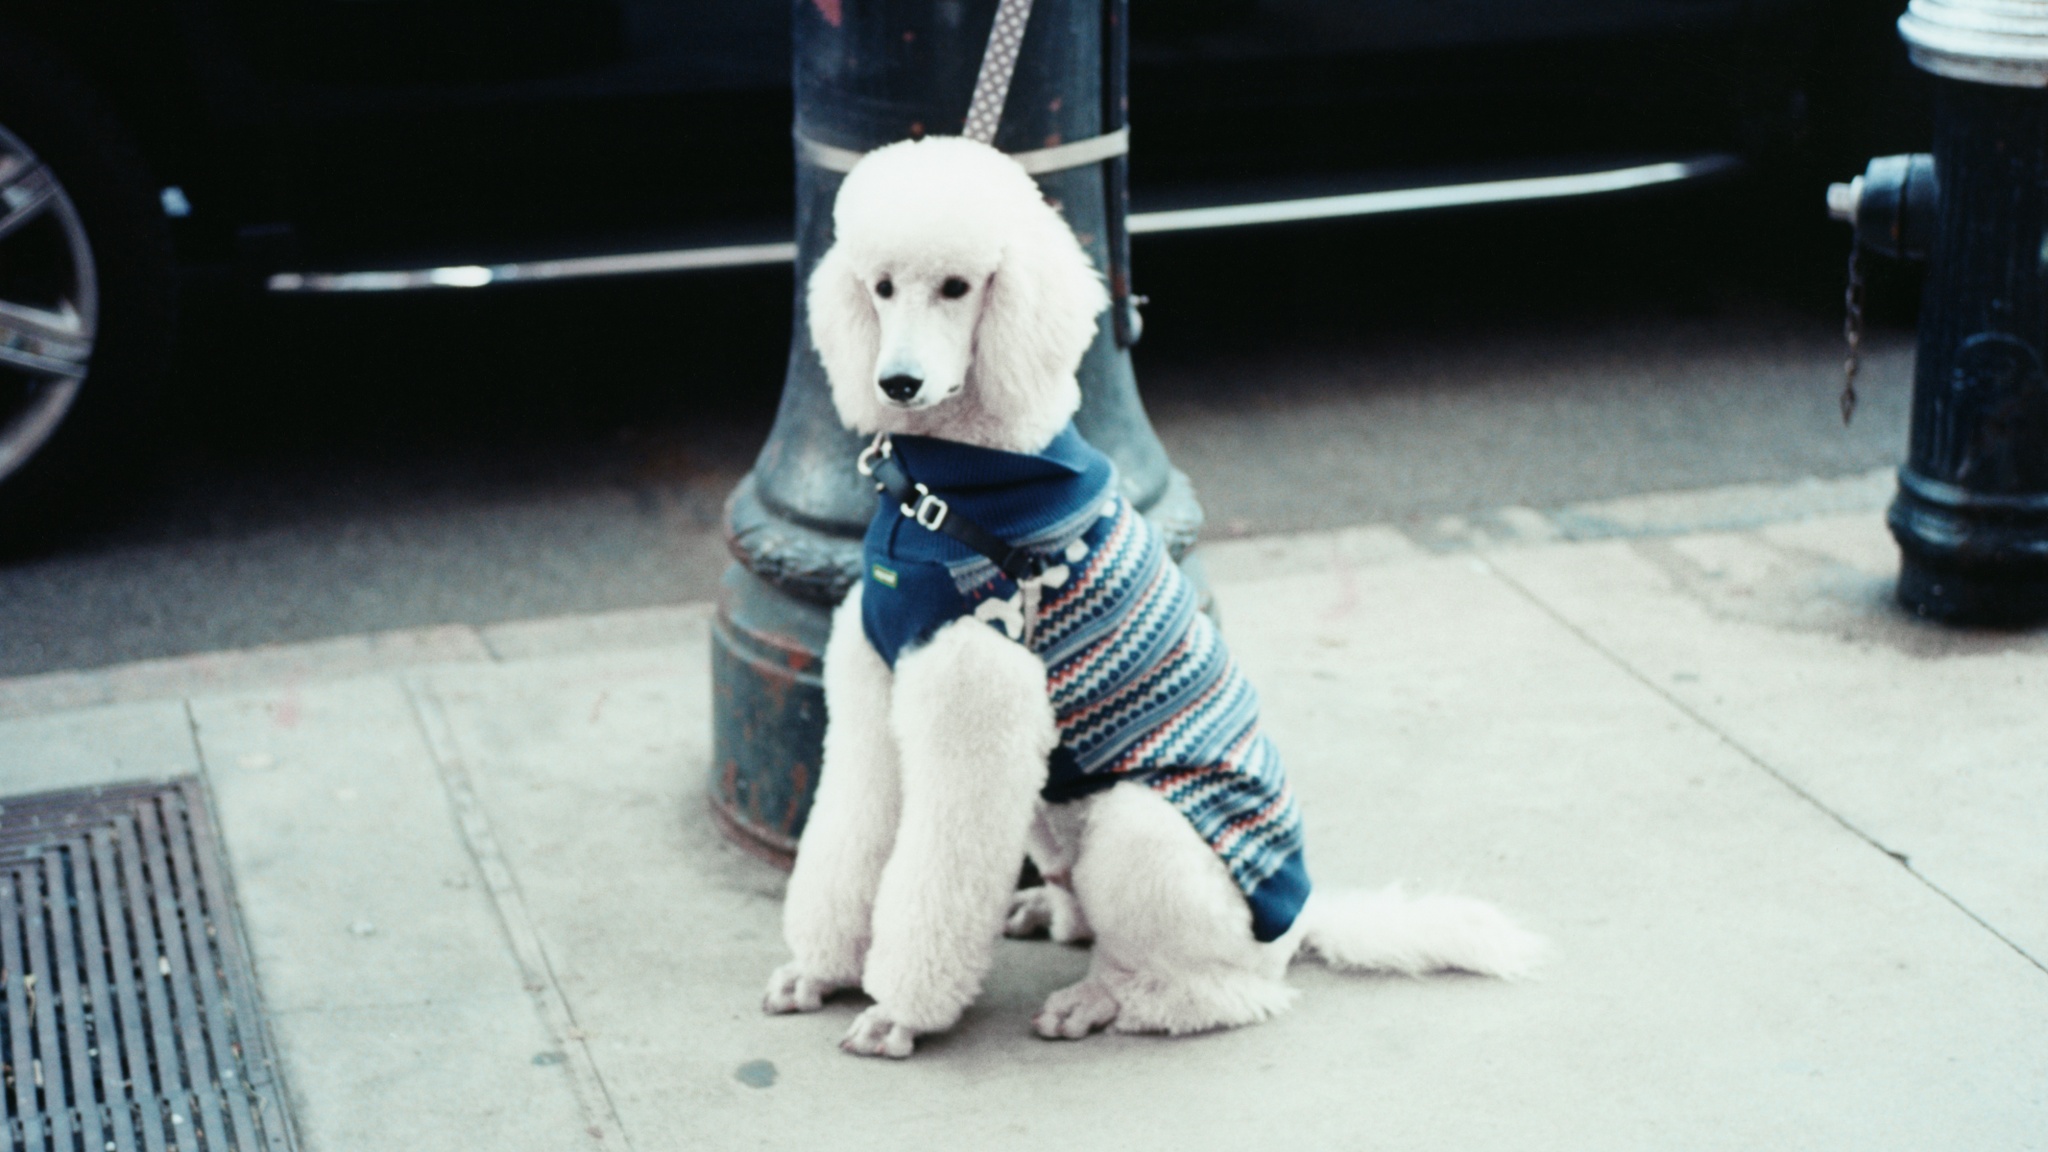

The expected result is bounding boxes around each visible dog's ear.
[973,200,1111,436]
[807,240,884,432]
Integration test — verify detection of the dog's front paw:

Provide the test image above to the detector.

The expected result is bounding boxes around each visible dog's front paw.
[763,962,840,1014]
[840,1006,917,1059]
[1033,979,1119,1040]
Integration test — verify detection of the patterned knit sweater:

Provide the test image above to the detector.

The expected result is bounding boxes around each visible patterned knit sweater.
[860,424,1310,942]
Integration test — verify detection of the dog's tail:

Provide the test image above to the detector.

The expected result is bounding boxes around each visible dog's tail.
[1292,885,1547,980]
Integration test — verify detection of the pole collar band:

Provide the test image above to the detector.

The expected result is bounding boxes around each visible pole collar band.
[796,126,1130,176]
[1901,0,2048,87]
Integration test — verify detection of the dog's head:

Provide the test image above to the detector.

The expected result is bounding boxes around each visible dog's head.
[807,136,1110,453]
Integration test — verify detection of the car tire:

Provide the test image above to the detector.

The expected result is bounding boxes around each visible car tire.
[0,26,175,553]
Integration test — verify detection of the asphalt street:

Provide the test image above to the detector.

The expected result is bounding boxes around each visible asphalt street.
[1,176,1920,679]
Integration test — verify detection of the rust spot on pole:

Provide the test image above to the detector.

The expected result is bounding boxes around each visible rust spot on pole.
[785,761,812,830]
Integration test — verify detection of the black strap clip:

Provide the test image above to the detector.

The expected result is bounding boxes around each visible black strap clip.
[902,483,949,531]
[859,433,1046,582]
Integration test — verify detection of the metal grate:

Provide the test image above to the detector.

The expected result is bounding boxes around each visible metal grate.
[0,779,295,1152]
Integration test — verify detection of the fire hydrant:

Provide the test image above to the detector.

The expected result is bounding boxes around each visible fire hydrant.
[1829,0,2048,626]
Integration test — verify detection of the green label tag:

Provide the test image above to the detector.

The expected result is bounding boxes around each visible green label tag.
[870,564,898,588]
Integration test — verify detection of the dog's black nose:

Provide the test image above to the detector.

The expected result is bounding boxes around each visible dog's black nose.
[879,374,923,402]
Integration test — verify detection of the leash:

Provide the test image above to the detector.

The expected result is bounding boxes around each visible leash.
[858,433,1050,583]
[794,0,1130,177]
[963,0,1034,145]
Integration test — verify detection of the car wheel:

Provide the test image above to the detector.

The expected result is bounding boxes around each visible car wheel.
[0,29,175,551]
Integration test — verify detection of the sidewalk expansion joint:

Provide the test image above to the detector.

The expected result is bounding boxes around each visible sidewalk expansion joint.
[1482,559,2048,980]
[405,681,631,1148]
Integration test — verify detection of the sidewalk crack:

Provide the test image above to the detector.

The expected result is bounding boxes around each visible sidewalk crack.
[1483,559,2048,979]
[405,680,634,1148]
[475,624,508,664]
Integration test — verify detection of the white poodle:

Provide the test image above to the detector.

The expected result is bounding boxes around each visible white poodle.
[763,136,1542,1059]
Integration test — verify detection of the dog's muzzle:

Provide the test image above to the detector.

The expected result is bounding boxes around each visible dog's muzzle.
[879,373,923,403]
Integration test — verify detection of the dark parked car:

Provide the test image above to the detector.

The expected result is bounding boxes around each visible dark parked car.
[0,0,1915,541]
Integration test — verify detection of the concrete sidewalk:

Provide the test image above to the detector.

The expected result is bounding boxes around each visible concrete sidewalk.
[2,471,2044,1151]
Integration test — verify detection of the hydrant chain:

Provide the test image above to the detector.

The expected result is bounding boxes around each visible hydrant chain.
[1842,245,1865,427]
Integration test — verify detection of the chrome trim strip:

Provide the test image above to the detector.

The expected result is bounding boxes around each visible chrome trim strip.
[264,154,1738,293]
[267,241,800,292]
[1126,155,1741,235]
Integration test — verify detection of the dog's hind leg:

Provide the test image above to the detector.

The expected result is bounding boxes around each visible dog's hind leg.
[844,618,1055,1058]
[767,586,902,1015]
[1037,783,1297,1040]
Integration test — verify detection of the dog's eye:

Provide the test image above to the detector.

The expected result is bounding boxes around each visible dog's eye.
[875,279,893,299]
[941,277,971,299]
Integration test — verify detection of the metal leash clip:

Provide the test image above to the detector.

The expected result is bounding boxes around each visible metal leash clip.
[856,432,892,477]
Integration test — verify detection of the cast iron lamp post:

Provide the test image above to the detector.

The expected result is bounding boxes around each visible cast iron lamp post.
[1831,0,2048,625]
[711,0,1201,861]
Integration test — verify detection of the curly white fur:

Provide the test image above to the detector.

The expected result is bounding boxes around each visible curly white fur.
[806,136,1108,454]
[765,136,1545,1059]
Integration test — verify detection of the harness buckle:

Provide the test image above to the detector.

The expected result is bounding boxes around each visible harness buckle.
[856,433,892,478]
[902,483,949,531]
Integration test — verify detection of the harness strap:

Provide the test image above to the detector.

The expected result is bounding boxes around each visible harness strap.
[860,435,1049,583]
[795,126,1129,177]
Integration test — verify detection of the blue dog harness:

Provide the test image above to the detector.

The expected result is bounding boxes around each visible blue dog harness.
[858,425,1311,941]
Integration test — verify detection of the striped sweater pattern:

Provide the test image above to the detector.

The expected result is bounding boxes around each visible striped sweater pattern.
[860,427,1310,941]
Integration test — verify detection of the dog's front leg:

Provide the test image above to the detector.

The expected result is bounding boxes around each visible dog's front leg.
[844,618,1054,1058]
[767,586,902,1014]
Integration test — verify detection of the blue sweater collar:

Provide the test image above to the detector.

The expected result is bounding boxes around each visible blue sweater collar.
[887,423,1097,490]
[873,423,1115,550]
